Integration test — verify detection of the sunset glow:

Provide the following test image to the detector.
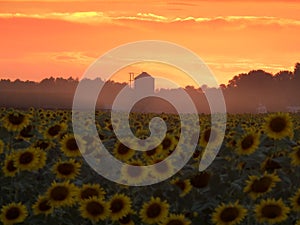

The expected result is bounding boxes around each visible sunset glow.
[1,0,300,87]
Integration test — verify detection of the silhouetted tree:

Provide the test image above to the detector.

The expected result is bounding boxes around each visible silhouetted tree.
[294,62,300,77]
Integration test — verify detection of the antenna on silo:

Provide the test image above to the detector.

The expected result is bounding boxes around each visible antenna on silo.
[129,72,134,88]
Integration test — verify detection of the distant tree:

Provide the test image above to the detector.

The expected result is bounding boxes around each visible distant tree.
[0,79,12,89]
[294,62,300,79]
[219,84,226,90]
[40,77,55,87]
[274,70,293,81]
[227,75,242,88]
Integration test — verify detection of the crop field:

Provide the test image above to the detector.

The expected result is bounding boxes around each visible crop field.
[0,108,300,225]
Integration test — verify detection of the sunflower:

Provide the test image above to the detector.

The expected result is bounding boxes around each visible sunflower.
[0,202,28,225]
[53,159,81,180]
[211,201,247,225]
[113,140,135,162]
[160,134,178,153]
[236,131,260,155]
[290,188,300,211]
[77,183,106,201]
[261,157,282,172]
[263,112,293,140]
[14,147,40,171]
[109,193,132,221]
[199,127,222,148]
[290,146,300,166]
[18,124,34,140]
[60,134,86,157]
[120,159,147,184]
[79,196,110,223]
[190,171,211,189]
[46,181,78,207]
[2,153,18,177]
[192,149,201,160]
[33,139,53,151]
[135,129,150,140]
[2,111,31,132]
[140,197,169,224]
[142,145,163,162]
[44,122,67,139]
[243,172,281,199]
[32,195,53,216]
[170,178,192,197]
[148,155,175,179]
[160,213,191,225]
[254,198,290,224]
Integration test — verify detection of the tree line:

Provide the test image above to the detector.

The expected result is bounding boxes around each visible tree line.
[0,63,299,113]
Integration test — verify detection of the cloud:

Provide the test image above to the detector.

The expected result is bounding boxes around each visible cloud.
[172,15,300,27]
[1,11,300,28]
[51,52,96,64]
[0,12,114,24]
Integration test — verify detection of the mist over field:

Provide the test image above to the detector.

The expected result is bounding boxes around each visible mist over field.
[1,63,300,113]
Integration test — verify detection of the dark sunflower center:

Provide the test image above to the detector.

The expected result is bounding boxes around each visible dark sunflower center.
[66,138,79,151]
[7,160,17,172]
[269,117,286,133]
[117,143,130,155]
[231,140,237,147]
[81,188,99,200]
[204,128,217,143]
[191,172,210,188]
[241,135,254,150]
[162,138,172,150]
[166,220,184,225]
[8,113,24,125]
[204,129,211,143]
[297,196,300,206]
[119,214,131,223]
[220,207,239,222]
[146,203,162,218]
[251,177,272,193]
[39,200,51,211]
[110,199,124,213]
[86,201,104,216]
[19,152,34,165]
[57,163,75,175]
[5,207,20,220]
[193,150,200,159]
[48,125,61,136]
[35,141,49,150]
[20,125,34,138]
[107,124,113,131]
[296,149,300,159]
[264,159,281,171]
[261,204,282,218]
[146,148,156,156]
[50,186,69,201]
[175,180,186,191]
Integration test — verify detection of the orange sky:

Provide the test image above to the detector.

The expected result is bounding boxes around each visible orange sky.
[1,0,300,88]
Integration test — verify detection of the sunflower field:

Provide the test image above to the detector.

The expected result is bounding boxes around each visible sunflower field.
[0,107,300,225]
